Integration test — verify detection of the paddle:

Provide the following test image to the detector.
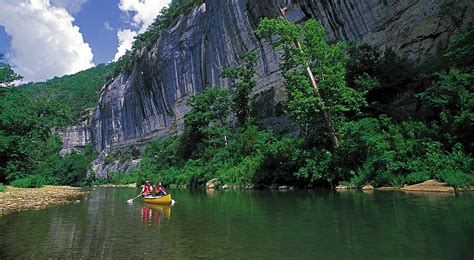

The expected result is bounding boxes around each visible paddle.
[127,194,142,204]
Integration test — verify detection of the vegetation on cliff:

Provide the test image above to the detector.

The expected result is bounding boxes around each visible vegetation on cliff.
[113,20,473,189]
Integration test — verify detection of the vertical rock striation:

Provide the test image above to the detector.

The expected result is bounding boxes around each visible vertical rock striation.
[90,0,285,152]
[299,0,473,62]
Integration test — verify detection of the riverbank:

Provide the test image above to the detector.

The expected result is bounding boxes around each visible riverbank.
[0,185,88,216]
[94,184,136,188]
[336,180,474,193]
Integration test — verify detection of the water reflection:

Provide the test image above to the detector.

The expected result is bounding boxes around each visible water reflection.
[141,204,171,227]
[2,188,474,259]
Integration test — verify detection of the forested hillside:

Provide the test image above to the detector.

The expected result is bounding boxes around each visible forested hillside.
[19,64,115,120]
[0,63,114,186]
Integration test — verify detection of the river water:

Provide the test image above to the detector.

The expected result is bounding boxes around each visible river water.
[1,188,473,259]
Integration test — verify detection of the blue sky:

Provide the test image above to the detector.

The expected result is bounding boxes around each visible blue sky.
[0,26,11,55]
[0,0,126,72]
[68,0,125,65]
[0,0,170,82]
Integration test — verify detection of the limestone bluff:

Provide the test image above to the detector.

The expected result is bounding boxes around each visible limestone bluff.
[60,0,473,177]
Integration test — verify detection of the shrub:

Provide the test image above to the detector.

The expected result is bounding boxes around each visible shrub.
[0,183,5,192]
[417,68,473,151]
[338,116,434,187]
[408,142,474,188]
[11,175,46,188]
[218,155,263,186]
[108,171,136,185]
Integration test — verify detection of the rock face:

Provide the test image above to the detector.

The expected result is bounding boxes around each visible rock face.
[59,109,92,156]
[298,0,473,63]
[92,156,141,179]
[88,0,473,154]
[90,1,285,152]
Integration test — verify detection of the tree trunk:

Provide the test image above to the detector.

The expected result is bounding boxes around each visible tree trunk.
[275,1,339,149]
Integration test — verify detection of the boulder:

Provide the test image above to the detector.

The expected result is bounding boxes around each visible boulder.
[205,178,221,189]
[278,185,289,189]
[362,184,375,191]
[222,185,230,190]
[336,185,348,190]
[401,180,455,193]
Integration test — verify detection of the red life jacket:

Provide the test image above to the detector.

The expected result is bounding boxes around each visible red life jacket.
[143,184,152,194]
[155,184,165,194]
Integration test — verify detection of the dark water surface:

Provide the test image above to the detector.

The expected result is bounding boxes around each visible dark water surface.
[1,188,473,259]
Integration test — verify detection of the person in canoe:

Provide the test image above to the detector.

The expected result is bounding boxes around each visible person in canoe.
[139,181,153,197]
[155,182,167,197]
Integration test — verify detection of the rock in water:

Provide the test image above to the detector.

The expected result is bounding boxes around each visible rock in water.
[362,184,375,191]
[206,178,221,189]
[401,180,455,192]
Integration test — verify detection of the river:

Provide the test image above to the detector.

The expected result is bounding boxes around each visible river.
[1,188,473,258]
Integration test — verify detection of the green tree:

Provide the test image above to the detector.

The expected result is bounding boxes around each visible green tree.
[443,25,474,69]
[256,18,367,148]
[221,51,258,127]
[0,90,72,183]
[20,63,114,120]
[0,53,22,86]
[418,68,474,151]
[184,87,232,149]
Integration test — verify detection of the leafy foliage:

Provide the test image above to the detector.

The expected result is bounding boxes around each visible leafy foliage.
[104,147,137,166]
[183,87,232,152]
[443,25,474,69]
[0,53,22,86]
[256,18,367,139]
[0,67,105,186]
[11,175,46,188]
[418,68,473,151]
[19,63,115,119]
[221,51,258,127]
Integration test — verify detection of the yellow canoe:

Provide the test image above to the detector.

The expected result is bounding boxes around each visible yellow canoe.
[143,194,172,205]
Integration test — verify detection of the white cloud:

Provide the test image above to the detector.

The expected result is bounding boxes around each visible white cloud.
[113,0,170,61]
[0,0,94,82]
[50,0,87,15]
[113,29,137,61]
[118,0,171,32]
[104,21,114,31]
